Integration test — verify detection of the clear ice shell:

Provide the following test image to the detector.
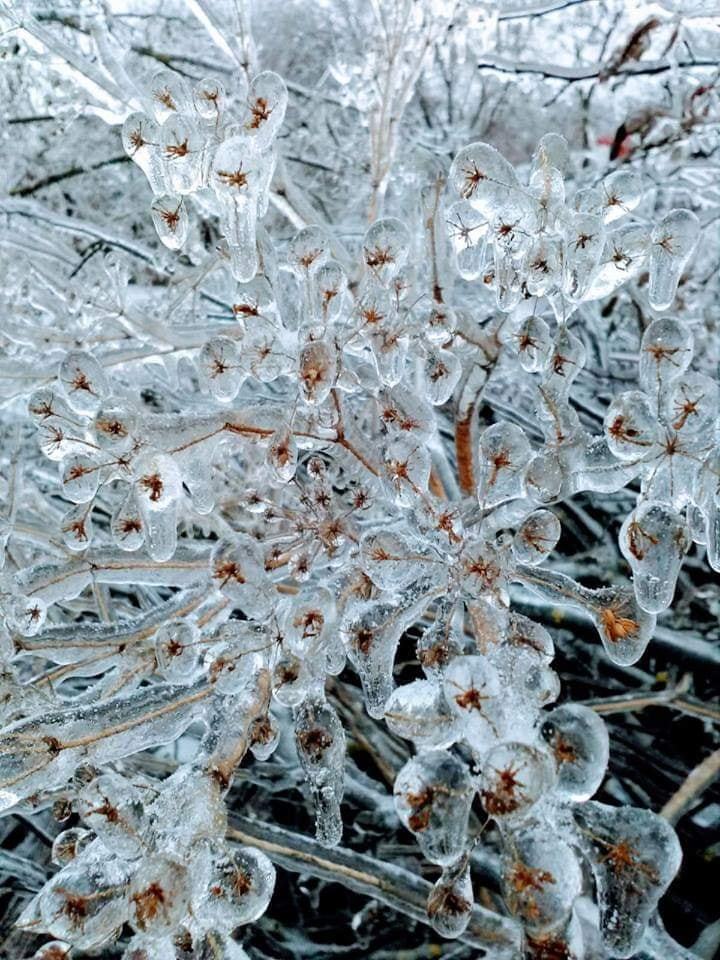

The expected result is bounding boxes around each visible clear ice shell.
[394,750,474,866]
[572,801,682,957]
[541,702,609,801]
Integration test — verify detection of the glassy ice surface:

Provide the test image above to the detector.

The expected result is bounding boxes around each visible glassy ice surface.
[0,5,715,958]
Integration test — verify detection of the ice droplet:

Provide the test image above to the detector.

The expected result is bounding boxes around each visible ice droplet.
[619,501,689,613]
[501,830,582,932]
[512,509,561,565]
[394,750,473,865]
[58,350,109,416]
[541,702,609,801]
[573,801,682,957]
[384,679,459,749]
[190,838,276,930]
[479,741,554,820]
[649,208,699,310]
[294,696,345,847]
[150,194,188,250]
[426,857,474,938]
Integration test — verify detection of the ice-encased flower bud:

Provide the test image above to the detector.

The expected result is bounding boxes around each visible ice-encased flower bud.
[512,510,561,565]
[619,501,689,613]
[443,654,501,751]
[77,772,146,860]
[94,401,136,451]
[128,856,190,935]
[541,702,609,801]
[604,390,661,460]
[39,854,130,951]
[573,802,682,957]
[562,212,605,300]
[363,217,410,286]
[600,169,643,222]
[161,115,204,194]
[193,77,226,120]
[58,350,109,416]
[122,112,168,194]
[155,619,202,685]
[502,831,582,933]
[384,679,459,749]
[298,338,336,405]
[150,194,188,250]
[639,317,693,401]
[294,696,345,847]
[479,742,554,820]
[149,70,192,122]
[198,336,243,402]
[190,838,276,930]
[426,858,473,938]
[209,537,274,619]
[394,750,473,865]
[649,208,699,310]
[111,488,145,552]
[133,452,182,561]
[424,348,461,405]
[244,71,288,148]
[449,142,520,216]
[477,422,531,507]
[211,137,264,282]
[446,199,487,280]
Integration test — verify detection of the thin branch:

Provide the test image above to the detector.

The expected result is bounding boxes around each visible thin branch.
[660,749,720,824]
[228,815,521,955]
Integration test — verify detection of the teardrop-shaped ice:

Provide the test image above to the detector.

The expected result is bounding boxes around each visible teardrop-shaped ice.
[60,502,93,552]
[541,702,609,801]
[384,679,459,749]
[449,142,520,217]
[60,453,101,504]
[479,741,554,820]
[600,169,643,222]
[426,858,474,939]
[190,838,276,930]
[244,70,288,148]
[155,619,202,685]
[198,336,243,402]
[193,77,225,120]
[294,696,345,847]
[111,488,145,552]
[604,390,661,460]
[58,350,109,416]
[477,422,531,508]
[363,217,411,286]
[501,830,582,932]
[572,801,682,957]
[512,510,561,565]
[443,654,502,751]
[359,528,430,591]
[39,856,130,951]
[446,199,487,280]
[619,501,689,613]
[94,402,136,451]
[639,318,693,401]
[298,339,336,405]
[161,115,204,194]
[128,856,190,936]
[394,750,473,865]
[418,345,459,405]
[562,212,605,300]
[148,70,192,121]
[649,209,699,310]
[666,372,718,437]
[150,194,188,250]
[77,772,146,860]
